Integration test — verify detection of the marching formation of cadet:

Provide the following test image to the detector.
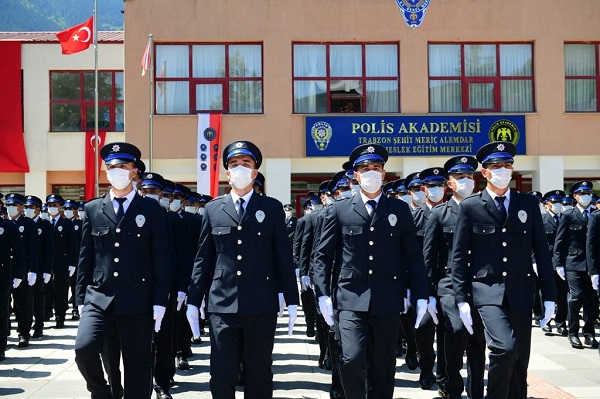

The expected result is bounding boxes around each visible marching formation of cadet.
[2,138,600,399]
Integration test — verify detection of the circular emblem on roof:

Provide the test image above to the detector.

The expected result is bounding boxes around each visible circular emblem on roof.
[204,127,217,142]
[112,144,120,152]
[433,169,439,175]
[367,146,375,153]
[235,142,243,148]
[460,157,467,163]
[146,173,153,179]
[488,119,520,145]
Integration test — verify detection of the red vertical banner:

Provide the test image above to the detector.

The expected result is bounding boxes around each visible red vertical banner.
[0,41,29,172]
[197,114,222,198]
[85,131,106,200]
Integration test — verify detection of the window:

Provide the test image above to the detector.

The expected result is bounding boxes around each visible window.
[155,43,263,114]
[292,43,399,113]
[565,43,600,112]
[50,71,124,132]
[428,43,534,113]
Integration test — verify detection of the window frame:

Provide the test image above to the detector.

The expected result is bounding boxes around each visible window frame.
[291,41,401,114]
[564,42,600,113]
[428,42,535,113]
[154,42,264,115]
[49,70,124,132]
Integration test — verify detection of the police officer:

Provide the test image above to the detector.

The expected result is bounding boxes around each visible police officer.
[451,141,556,399]
[0,209,26,360]
[284,204,297,245]
[586,203,600,356]
[64,199,82,320]
[46,194,77,328]
[294,198,316,338]
[540,190,568,335]
[186,140,298,399]
[553,180,599,349]
[5,193,39,348]
[75,142,170,399]
[254,171,266,195]
[405,172,426,210]
[313,144,429,399]
[393,179,410,204]
[23,195,54,338]
[423,155,485,399]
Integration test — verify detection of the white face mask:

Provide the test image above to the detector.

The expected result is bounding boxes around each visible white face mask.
[453,177,475,198]
[40,212,49,220]
[24,208,36,219]
[358,171,383,194]
[199,207,206,216]
[78,210,86,219]
[145,194,159,202]
[399,194,411,204]
[159,197,170,209]
[7,206,19,219]
[562,205,573,213]
[411,191,426,207]
[64,210,75,219]
[325,197,334,205]
[550,203,562,214]
[229,165,254,189]
[426,186,445,203]
[169,199,182,212]
[107,168,132,190]
[311,203,323,211]
[577,194,592,207]
[340,190,352,199]
[351,186,360,197]
[285,210,293,218]
[486,167,512,189]
[48,206,60,216]
[185,206,197,214]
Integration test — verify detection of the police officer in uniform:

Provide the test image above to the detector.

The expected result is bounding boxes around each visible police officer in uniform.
[313,144,429,399]
[451,141,556,399]
[586,201,600,356]
[284,204,297,245]
[405,172,426,210]
[294,198,316,338]
[6,193,39,348]
[75,142,170,399]
[423,156,485,399]
[553,180,599,349]
[64,199,82,320]
[186,140,299,399]
[0,211,26,360]
[23,195,54,338]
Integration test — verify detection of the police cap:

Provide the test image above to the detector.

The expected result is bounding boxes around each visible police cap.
[222,140,262,169]
[420,167,448,185]
[476,141,516,166]
[24,195,43,207]
[46,194,65,205]
[162,179,176,194]
[5,193,26,205]
[404,172,422,189]
[349,144,388,168]
[254,171,265,187]
[392,179,408,194]
[140,172,165,189]
[569,180,593,194]
[100,142,141,166]
[527,191,543,202]
[444,155,478,175]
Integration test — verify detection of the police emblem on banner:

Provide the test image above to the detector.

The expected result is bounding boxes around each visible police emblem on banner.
[311,121,333,151]
[395,0,431,29]
[488,119,520,145]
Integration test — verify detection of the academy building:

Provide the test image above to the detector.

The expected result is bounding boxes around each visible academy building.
[2,0,600,207]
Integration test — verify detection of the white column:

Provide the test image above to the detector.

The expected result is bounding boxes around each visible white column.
[264,158,291,205]
[401,158,430,177]
[532,156,564,193]
[25,171,48,199]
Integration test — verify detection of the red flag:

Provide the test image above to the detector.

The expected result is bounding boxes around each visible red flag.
[85,131,106,200]
[197,114,222,198]
[141,39,151,76]
[56,16,94,55]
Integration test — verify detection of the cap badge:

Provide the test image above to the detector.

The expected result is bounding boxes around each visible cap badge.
[388,214,397,227]
[256,210,265,223]
[433,169,439,175]
[9,194,14,198]
[235,142,243,148]
[582,182,588,186]
[556,191,560,194]
[27,196,31,199]
[518,210,527,224]
[136,214,146,228]
[460,157,467,163]
[112,144,120,152]
[366,146,375,153]
[497,143,505,151]
[146,173,153,179]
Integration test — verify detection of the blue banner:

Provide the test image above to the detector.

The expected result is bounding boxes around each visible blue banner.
[305,115,526,158]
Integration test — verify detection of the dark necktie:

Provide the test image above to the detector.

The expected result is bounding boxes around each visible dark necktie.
[554,214,560,225]
[367,200,377,218]
[237,198,245,222]
[115,197,127,221]
[583,209,589,222]
[496,196,507,222]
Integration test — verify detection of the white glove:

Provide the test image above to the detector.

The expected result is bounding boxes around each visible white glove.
[318,296,334,327]
[287,305,298,335]
[556,266,566,281]
[402,289,411,314]
[427,296,439,325]
[176,291,187,311]
[69,266,76,277]
[12,278,22,289]
[591,274,599,291]
[278,292,285,317]
[200,299,206,320]
[186,304,201,338]
[532,263,538,276]
[295,268,300,279]
[414,299,427,328]
[540,301,555,328]
[301,276,310,290]
[78,305,84,315]
[43,273,51,284]
[457,302,474,335]
[27,272,37,286]
[153,305,166,333]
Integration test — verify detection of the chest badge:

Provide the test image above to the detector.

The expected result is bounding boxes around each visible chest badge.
[388,214,397,227]
[74,225,79,231]
[38,228,42,236]
[518,210,527,224]
[256,210,265,223]
[58,225,63,232]
[0,227,4,235]
[136,214,146,228]
[19,226,25,233]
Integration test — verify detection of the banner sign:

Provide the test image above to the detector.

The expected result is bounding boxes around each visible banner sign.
[305,114,526,157]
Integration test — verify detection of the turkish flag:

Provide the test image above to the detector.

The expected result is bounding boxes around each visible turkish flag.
[85,131,106,200]
[56,16,94,55]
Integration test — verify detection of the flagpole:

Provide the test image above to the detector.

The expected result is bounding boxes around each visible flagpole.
[149,34,154,171]
[93,0,99,198]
